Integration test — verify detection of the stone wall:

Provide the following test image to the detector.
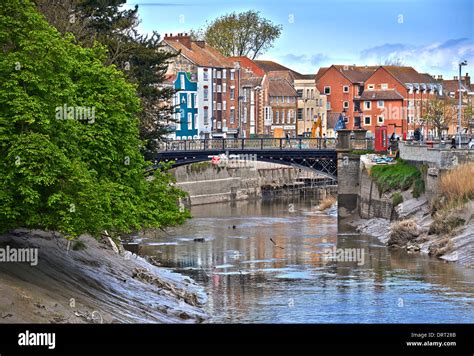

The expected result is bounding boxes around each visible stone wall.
[337,153,360,219]
[173,161,332,205]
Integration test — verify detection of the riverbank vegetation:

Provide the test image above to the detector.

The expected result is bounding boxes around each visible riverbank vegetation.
[0,0,189,239]
[429,163,474,235]
[370,159,425,198]
[317,196,337,210]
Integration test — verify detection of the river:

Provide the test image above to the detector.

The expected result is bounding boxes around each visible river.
[130,198,474,323]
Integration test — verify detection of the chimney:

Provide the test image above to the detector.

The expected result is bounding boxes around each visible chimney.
[437,74,443,80]
[164,32,192,49]
[462,73,470,86]
[454,76,458,80]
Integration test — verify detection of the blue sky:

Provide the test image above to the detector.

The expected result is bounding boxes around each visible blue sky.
[126,0,474,77]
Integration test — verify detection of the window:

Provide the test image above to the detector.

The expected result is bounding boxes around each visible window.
[297,108,303,120]
[204,87,209,100]
[243,89,248,103]
[222,69,226,79]
[326,102,331,110]
[203,70,209,81]
[377,115,384,124]
[377,100,384,108]
[217,102,222,111]
[230,70,235,80]
[367,84,375,90]
[364,116,371,125]
[187,112,192,129]
[343,85,349,93]
[310,89,314,98]
[188,93,192,108]
[276,111,280,124]
[297,89,303,98]
[216,70,221,79]
[364,101,371,110]
[217,120,222,129]
[343,101,349,109]
[217,85,221,93]
[203,107,209,125]
[223,101,226,110]
[230,109,235,124]
[230,88,235,100]
[194,94,197,108]
[223,83,227,93]
[194,114,197,129]
[180,74,185,90]
[306,89,310,98]
[381,83,388,90]
[287,96,290,103]
[243,108,247,123]
[324,86,331,95]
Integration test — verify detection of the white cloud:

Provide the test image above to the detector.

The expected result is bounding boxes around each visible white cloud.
[360,38,474,75]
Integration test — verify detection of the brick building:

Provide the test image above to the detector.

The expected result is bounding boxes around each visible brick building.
[316,65,443,137]
[162,33,240,138]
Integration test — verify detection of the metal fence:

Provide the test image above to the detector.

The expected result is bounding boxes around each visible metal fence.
[159,137,374,151]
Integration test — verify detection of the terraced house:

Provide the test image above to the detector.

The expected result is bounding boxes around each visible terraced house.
[162,33,240,138]
[316,65,442,137]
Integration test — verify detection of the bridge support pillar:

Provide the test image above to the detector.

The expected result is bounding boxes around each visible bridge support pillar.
[337,152,361,226]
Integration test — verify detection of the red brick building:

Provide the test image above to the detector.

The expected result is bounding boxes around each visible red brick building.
[316,65,442,137]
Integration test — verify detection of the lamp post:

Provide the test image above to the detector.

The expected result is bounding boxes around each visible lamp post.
[458,60,468,149]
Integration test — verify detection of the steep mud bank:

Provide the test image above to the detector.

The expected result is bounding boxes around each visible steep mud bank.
[0,229,207,323]
[343,199,474,268]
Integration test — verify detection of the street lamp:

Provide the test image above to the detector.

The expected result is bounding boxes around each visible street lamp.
[458,60,468,149]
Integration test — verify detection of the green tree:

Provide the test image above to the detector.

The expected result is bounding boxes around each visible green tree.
[194,10,282,59]
[0,0,189,238]
[33,0,178,151]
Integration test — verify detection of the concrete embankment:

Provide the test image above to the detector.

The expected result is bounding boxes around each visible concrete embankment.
[173,161,336,206]
[338,147,473,268]
[0,230,207,323]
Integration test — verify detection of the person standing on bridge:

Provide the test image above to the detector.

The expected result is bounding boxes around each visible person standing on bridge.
[323,133,327,148]
[286,132,292,148]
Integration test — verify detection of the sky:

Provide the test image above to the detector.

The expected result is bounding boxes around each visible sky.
[125,0,474,78]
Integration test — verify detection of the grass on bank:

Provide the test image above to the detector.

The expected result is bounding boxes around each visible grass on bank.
[370,159,424,197]
[429,163,474,235]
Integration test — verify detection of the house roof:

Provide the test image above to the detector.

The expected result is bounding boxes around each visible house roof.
[382,66,438,85]
[241,76,263,88]
[228,56,265,77]
[315,65,379,84]
[359,90,404,100]
[254,60,307,80]
[268,78,297,97]
[163,38,234,68]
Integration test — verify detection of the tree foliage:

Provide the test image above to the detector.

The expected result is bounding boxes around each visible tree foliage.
[0,0,189,238]
[194,10,282,60]
[425,97,456,137]
[33,0,178,151]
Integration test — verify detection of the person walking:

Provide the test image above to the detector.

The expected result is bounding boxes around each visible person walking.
[451,136,456,149]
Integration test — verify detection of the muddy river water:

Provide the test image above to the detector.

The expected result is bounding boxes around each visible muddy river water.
[133,198,474,323]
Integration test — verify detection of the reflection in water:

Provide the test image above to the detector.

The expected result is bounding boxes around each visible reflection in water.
[133,198,474,323]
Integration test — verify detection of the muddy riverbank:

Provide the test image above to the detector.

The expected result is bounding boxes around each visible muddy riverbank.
[341,198,474,268]
[0,229,207,323]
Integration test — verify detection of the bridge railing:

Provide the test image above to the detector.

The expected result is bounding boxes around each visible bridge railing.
[161,138,341,151]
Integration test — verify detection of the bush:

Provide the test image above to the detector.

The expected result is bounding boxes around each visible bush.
[388,219,421,247]
[0,0,189,238]
[412,178,425,198]
[370,160,421,195]
[392,192,403,206]
[317,196,336,210]
[438,163,474,203]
